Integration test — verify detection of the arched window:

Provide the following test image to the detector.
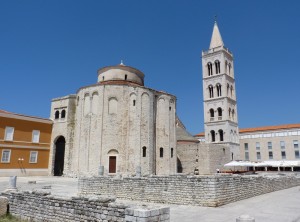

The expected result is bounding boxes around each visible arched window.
[171,148,174,158]
[55,110,59,119]
[228,108,231,118]
[92,92,99,114]
[76,96,79,106]
[209,108,214,118]
[208,85,214,98]
[219,129,224,141]
[84,93,91,115]
[232,109,235,120]
[231,86,234,97]
[207,62,213,76]
[225,60,228,73]
[142,146,146,157]
[210,130,216,142]
[217,107,222,120]
[216,84,222,97]
[160,147,163,158]
[61,110,66,118]
[215,60,221,74]
[133,100,136,106]
[228,63,231,75]
[125,74,127,80]
[108,98,118,114]
[227,84,230,96]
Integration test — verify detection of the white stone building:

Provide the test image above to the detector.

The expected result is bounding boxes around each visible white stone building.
[49,64,177,177]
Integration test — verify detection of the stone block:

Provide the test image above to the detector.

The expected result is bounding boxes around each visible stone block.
[0,196,8,216]
[125,215,137,222]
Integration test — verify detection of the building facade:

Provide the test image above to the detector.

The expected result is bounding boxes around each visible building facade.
[0,110,52,176]
[240,124,300,162]
[196,124,300,165]
[202,21,240,160]
[49,63,177,177]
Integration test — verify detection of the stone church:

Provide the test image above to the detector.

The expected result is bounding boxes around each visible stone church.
[48,21,239,177]
[49,63,177,177]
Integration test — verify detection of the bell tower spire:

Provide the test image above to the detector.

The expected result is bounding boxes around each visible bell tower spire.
[209,21,224,49]
[202,22,240,160]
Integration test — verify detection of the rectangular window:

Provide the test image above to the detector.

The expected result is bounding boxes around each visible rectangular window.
[293,140,299,149]
[256,152,261,160]
[29,151,38,163]
[281,151,286,159]
[32,130,40,143]
[4,127,14,141]
[295,150,300,159]
[244,143,248,151]
[269,151,273,160]
[280,141,285,149]
[256,142,260,150]
[245,152,249,160]
[1,150,11,163]
[268,142,272,150]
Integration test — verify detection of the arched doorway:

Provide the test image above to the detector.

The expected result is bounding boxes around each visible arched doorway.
[177,157,183,173]
[108,149,118,174]
[54,136,66,176]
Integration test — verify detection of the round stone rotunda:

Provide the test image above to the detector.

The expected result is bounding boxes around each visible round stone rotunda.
[49,63,177,177]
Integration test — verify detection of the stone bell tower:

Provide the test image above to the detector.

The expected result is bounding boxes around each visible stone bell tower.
[202,21,240,160]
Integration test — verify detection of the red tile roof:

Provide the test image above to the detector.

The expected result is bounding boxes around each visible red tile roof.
[194,132,205,137]
[239,123,300,133]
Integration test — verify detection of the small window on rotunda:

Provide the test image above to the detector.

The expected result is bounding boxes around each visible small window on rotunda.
[171,148,174,158]
[142,146,146,157]
[133,100,136,106]
[160,147,163,158]
[125,74,127,80]
[169,107,171,111]
[102,76,104,81]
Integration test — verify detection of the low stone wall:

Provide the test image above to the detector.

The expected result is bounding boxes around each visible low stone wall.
[1,191,169,222]
[79,173,300,207]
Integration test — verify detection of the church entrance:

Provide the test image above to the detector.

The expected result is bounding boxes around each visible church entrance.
[54,136,65,176]
[109,156,116,173]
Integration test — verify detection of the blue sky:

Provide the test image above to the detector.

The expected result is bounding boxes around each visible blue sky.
[0,1,299,134]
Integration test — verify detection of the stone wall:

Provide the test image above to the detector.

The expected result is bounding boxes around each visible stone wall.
[1,191,169,222]
[177,142,230,174]
[79,174,300,207]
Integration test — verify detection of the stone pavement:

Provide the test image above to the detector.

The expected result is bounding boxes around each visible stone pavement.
[0,176,300,222]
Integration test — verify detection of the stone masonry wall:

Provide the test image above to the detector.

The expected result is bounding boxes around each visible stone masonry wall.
[1,191,169,222]
[79,174,300,207]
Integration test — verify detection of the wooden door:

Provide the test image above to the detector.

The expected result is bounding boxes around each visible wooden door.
[109,156,116,173]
